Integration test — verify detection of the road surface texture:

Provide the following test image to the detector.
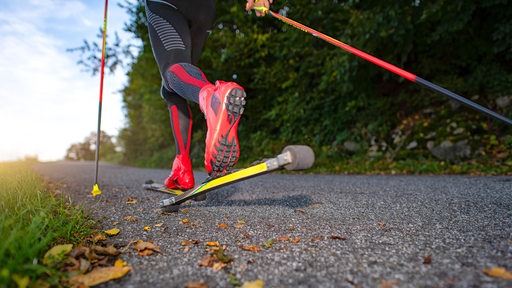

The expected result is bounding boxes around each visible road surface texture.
[33,161,511,288]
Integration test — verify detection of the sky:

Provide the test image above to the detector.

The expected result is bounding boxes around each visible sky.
[0,0,138,162]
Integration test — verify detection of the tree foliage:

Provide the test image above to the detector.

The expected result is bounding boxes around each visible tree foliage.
[65,131,119,162]
[81,0,512,168]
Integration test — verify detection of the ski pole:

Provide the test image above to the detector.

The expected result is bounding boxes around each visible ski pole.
[92,0,109,196]
[254,7,512,127]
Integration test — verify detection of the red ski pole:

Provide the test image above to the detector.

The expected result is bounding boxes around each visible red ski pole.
[254,7,512,127]
[92,0,109,196]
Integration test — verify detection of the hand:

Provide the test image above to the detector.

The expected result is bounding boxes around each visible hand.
[246,0,273,16]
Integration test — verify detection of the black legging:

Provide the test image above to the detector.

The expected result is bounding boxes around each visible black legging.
[145,0,215,155]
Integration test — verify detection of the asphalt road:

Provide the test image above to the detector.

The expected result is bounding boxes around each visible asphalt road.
[33,161,511,288]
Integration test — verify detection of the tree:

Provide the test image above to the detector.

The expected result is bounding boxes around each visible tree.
[65,131,119,161]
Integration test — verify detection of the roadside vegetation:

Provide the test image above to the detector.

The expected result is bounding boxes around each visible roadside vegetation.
[67,0,511,175]
[0,161,95,287]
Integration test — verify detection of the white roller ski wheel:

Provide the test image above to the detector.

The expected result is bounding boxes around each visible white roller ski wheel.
[282,145,315,170]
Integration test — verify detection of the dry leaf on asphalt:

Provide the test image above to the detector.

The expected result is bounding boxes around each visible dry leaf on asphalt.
[198,248,233,271]
[144,226,152,231]
[126,197,137,204]
[277,236,290,242]
[114,259,127,267]
[234,220,246,229]
[93,244,121,256]
[154,222,164,227]
[90,232,106,242]
[133,240,161,255]
[240,279,265,288]
[329,235,347,241]
[182,240,201,246]
[241,245,261,252]
[217,223,229,229]
[263,239,275,249]
[290,238,301,243]
[124,215,140,222]
[482,267,512,280]
[70,266,132,287]
[205,241,220,247]
[423,255,432,264]
[104,228,120,236]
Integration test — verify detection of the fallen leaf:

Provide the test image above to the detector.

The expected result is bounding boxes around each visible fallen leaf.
[423,255,431,264]
[43,244,73,266]
[79,258,91,273]
[144,226,152,231]
[124,216,139,222]
[138,249,154,256]
[212,262,227,271]
[198,248,233,271]
[290,238,301,243]
[263,239,275,249]
[182,240,201,246]
[241,279,265,288]
[377,222,386,228]
[133,240,161,254]
[217,223,229,229]
[93,244,121,256]
[126,197,137,204]
[198,256,214,267]
[293,209,306,214]
[104,228,120,236]
[181,208,191,213]
[242,245,261,252]
[243,232,251,238]
[277,236,290,242]
[112,221,120,226]
[181,218,191,224]
[114,259,127,267]
[483,267,512,280]
[91,232,107,242]
[65,257,80,272]
[310,237,323,242]
[185,282,208,288]
[288,227,296,231]
[234,220,246,229]
[205,242,220,247]
[329,235,347,241]
[213,248,233,264]
[154,223,164,227]
[70,266,132,286]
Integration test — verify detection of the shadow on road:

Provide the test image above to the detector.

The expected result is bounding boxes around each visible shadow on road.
[194,185,314,210]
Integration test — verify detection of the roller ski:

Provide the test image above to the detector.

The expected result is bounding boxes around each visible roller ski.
[143,145,315,212]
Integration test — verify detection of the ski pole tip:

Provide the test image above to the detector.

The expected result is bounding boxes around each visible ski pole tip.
[91,184,102,196]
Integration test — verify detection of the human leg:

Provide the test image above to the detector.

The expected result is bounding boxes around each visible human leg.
[161,86,194,189]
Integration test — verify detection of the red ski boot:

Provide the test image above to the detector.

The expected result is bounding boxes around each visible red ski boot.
[199,81,246,177]
[164,154,194,190]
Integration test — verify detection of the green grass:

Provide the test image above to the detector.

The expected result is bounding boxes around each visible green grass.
[0,161,95,287]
